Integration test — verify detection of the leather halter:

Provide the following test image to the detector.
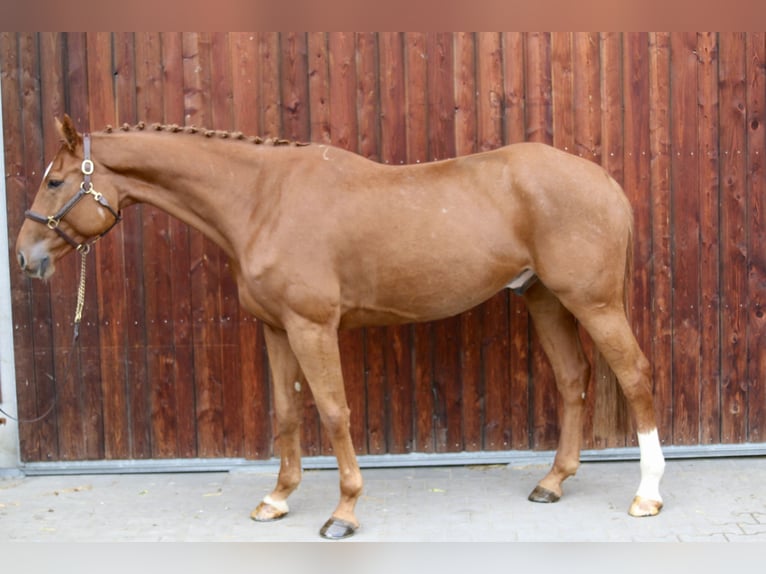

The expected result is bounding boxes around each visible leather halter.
[24,133,122,252]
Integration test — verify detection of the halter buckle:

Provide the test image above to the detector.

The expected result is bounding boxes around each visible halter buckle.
[46,216,60,230]
[82,183,102,201]
[81,159,94,175]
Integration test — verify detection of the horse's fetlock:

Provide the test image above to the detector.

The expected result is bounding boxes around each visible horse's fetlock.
[556,460,580,479]
[340,470,364,500]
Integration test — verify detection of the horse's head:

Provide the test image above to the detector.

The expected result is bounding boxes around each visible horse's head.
[15,115,121,279]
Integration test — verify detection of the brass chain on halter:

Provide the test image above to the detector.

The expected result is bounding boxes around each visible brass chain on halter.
[73,244,90,340]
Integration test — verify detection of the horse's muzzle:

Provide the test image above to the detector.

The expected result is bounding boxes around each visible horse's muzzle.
[17,248,53,280]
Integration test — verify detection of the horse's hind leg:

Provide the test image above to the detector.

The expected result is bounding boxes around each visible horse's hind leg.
[251,324,306,522]
[574,304,665,517]
[523,282,591,503]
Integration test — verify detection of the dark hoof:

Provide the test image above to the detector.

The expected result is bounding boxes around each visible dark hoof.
[319,517,358,540]
[528,485,561,504]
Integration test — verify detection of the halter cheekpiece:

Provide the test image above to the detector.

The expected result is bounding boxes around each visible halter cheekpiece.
[24,133,122,252]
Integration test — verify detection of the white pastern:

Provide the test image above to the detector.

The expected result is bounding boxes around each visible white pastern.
[635,429,665,502]
[263,494,289,514]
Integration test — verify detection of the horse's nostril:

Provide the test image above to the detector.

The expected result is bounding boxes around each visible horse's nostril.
[17,251,26,270]
[39,256,50,278]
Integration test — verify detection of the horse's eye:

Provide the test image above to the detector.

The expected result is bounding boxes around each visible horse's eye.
[47,179,64,189]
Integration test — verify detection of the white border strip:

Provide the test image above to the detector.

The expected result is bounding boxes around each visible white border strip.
[0,77,21,469]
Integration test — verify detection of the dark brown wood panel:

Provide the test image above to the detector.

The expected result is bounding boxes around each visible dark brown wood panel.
[3,32,765,464]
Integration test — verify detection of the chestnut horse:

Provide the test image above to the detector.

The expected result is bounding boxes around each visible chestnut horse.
[15,116,665,539]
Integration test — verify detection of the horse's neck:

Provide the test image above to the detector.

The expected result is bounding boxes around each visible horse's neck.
[96,132,266,258]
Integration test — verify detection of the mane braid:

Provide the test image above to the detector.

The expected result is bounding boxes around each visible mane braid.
[100,122,310,147]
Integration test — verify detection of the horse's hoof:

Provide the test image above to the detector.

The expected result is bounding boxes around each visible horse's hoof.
[528,485,561,504]
[319,517,358,540]
[250,498,289,522]
[628,495,663,517]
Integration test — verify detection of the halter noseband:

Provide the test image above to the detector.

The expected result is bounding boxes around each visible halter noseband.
[25,133,122,253]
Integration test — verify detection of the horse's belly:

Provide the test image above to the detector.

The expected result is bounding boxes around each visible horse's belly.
[338,260,521,329]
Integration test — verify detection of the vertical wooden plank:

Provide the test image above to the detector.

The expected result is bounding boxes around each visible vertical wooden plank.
[478,31,510,451]
[453,32,483,451]
[307,32,331,146]
[259,32,282,139]
[114,32,152,459]
[648,32,674,444]
[328,32,358,151]
[86,31,135,460]
[378,32,407,166]
[601,32,628,448]
[22,33,59,458]
[160,32,197,458]
[405,32,434,452]
[623,33,656,444]
[355,32,387,455]
[182,32,225,457]
[1,32,48,461]
[551,32,575,153]
[697,32,722,445]
[209,32,245,458]
[356,32,379,161]
[230,33,260,136]
[64,32,105,461]
[454,32,477,154]
[669,32,702,445]
[719,33,749,444]
[300,32,328,455]
[745,33,765,443]
[364,323,387,454]
[377,32,414,454]
[39,33,83,461]
[328,32,367,455]
[281,32,310,143]
[426,32,461,452]
[552,32,604,448]
[478,32,510,452]
[573,32,601,163]
[600,33,624,184]
[229,31,271,459]
[525,32,558,450]
[502,32,531,450]
[135,32,178,459]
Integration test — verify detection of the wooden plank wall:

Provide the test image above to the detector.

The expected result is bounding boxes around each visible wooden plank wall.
[2,32,765,463]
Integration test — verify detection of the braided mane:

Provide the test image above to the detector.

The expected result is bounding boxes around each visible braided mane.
[101,121,311,147]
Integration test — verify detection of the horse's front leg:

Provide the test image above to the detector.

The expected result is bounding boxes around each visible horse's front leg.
[251,324,305,522]
[285,316,363,540]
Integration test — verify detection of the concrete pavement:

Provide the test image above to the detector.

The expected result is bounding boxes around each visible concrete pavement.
[1,456,765,542]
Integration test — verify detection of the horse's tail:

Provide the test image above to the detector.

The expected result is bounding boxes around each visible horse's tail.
[592,202,633,442]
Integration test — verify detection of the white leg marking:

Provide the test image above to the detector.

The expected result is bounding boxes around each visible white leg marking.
[263,494,289,514]
[635,429,665,502]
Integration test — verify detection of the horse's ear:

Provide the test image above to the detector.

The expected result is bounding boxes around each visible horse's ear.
[55,114,82,152]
